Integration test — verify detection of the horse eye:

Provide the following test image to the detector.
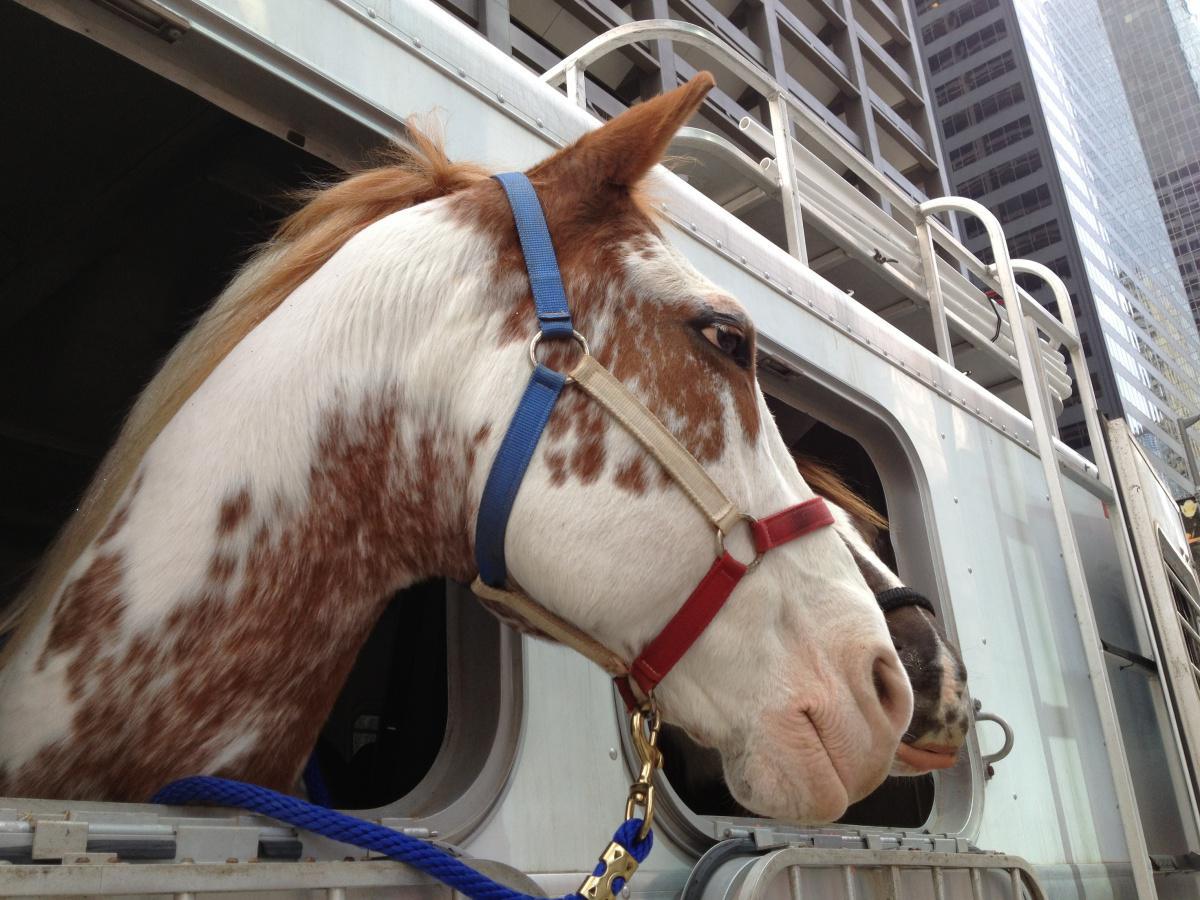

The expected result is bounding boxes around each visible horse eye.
[700,322,747,361]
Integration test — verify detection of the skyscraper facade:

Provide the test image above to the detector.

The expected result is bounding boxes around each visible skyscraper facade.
[914,0,1200,497]
[1100,0,1200,339]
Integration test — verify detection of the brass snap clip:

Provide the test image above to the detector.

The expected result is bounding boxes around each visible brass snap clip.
[624,699,663,842]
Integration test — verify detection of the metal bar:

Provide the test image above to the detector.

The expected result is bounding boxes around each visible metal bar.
[788,864,804,900]
[920,197,1156,900]
[1024,318,1059,438]
[1176,582,1200,624]
[914,217,953,363]
[1010,868,1022,900]
[671,126,780,193]
[843,864,858,900]
[1166,567,1200,621]
[1176,612,1200,648]
[970,868,984,900]
[1010,259,1107,481]
[767,94,808,263]
[889,866,902,899]
[565,63,587,107]
[932,866,947,900]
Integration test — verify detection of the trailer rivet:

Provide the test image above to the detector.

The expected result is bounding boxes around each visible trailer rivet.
[715,239,723,249]
[457,67,466,77]
[609,748,619,760]
[367,7,376,17]
[536,118,544,128]
[497,93,505,104]
[414,37,422,48]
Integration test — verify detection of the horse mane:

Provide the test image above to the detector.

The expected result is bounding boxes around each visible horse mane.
[2,123,491,638]
[792,455,888,534]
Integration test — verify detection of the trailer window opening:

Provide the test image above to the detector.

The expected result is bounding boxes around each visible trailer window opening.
[0,4,514,818]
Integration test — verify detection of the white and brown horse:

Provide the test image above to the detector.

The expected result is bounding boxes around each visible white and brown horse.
[0,75,912,822]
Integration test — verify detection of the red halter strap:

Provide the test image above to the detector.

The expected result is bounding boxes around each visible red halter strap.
[618,496,834,707]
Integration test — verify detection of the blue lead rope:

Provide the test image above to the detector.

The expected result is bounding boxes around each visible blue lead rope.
[151,777,652,900]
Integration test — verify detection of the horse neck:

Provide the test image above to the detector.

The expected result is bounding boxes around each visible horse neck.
[0,200,511,797]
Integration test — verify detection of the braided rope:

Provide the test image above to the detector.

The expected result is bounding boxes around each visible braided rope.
[152,776,653,900]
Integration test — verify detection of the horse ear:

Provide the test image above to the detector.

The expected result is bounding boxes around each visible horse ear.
[531,73,716,189]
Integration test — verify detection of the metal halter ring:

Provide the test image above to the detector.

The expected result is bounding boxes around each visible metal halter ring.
[715,513,764,571]
[529,329,591,384]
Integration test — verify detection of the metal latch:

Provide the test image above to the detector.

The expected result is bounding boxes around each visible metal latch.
[31,816,88,861]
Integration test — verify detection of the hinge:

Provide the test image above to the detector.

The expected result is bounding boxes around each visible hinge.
[88,0,190,42]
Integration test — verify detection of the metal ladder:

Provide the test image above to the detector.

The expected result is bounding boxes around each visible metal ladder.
[916,199,1156,897]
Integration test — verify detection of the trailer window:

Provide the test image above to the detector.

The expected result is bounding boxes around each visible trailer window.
[0,4,518,833]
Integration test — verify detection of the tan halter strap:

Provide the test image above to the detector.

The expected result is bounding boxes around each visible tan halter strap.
[571,354,741,535]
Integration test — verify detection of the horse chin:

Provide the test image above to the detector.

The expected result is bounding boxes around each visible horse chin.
[719,710,892,824]
[722,743,851,824]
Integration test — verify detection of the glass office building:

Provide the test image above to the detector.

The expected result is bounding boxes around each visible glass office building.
[1100,0,1200,340]
[915,0,1200,497]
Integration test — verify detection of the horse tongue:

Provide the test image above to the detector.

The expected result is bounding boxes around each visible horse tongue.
[895,742,958,771]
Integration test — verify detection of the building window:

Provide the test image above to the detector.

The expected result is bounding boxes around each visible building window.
[957,150,1044,199]
[927,20,1008,75]
[963,184,1053,237]
[921,0,1002,45]
[948,115,1035,170]
[935,51,1018,106]
[977,219,1062,263]
[942,83,1025,139]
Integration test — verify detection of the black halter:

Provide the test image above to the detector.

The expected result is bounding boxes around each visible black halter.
[875,587,936,615]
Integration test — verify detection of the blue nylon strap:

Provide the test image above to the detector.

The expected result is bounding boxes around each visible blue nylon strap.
[474,171,579,588]
[492,172,574,337]
[475,364,566,586]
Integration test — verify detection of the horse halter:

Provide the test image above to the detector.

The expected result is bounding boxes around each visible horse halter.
[471,172,835,712]
[875,586,935,615]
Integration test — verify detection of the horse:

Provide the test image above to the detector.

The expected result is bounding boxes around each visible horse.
[0,74,912,823]
[659,455,969,816]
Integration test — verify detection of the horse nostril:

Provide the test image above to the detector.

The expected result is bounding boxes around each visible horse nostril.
[872,651,912,731]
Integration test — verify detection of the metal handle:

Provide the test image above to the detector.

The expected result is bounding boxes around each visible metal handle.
[974,699,1015,772]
